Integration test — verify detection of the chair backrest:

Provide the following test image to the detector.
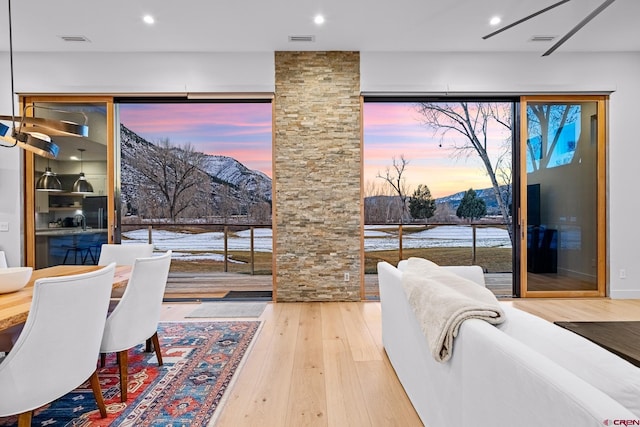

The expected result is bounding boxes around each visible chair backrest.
[0,250,7,268]
[0,263,116,417]
[100,251,172,353]
[97,243,154,266]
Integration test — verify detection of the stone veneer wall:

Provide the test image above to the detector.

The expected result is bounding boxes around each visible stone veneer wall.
[274,51,361,301]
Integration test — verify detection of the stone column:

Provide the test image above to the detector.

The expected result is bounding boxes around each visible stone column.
[274,51,361,301]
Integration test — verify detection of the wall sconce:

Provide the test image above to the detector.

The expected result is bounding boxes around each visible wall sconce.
[72,148,93,194]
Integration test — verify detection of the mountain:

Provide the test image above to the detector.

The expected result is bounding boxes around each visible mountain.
[364,184,511,221]
[202,155,271,202]
[120,124,272,219]
[436,185,510,215]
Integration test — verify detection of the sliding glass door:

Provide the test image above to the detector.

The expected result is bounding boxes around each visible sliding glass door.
[520,96,606,297]
[24,96,115,269]
[363,98,516,299]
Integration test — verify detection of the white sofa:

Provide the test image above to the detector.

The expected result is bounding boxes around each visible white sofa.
[378,260,640,427]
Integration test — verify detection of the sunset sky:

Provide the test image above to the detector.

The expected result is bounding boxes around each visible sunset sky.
[119,101,512,199]
[364,102,511,198]
[119,102,273,177]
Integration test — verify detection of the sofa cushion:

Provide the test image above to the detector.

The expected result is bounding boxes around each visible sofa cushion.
[397,257,438,272]
[398,258,486,286]
[498,304,640,417]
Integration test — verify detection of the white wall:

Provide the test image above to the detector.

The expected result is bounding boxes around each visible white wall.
[2,50,639,297]
[362,51,640,298]
[361,52,624,94]
[0,67,23,267]
[12,52,276,94]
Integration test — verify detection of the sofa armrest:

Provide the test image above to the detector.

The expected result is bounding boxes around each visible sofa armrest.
[456,319,637,426]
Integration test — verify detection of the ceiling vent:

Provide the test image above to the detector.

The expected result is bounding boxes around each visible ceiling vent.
[59,35,91,43]
[288,35,315,43]
[530,35,556,42]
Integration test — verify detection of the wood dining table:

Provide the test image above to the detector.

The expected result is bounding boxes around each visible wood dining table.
[0,264,131,332]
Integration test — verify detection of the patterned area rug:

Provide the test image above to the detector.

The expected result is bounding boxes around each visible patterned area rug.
[0,321,260,426]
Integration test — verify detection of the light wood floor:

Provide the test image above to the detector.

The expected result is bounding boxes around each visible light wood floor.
[159,298,640,427]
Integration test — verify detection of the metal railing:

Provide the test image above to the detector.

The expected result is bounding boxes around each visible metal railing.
[365,221,512,272]
[120,221,512,275]
[120,222,271,275]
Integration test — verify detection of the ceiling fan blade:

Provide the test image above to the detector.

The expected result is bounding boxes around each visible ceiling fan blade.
[542,0,617,56]
[482,0,572,39]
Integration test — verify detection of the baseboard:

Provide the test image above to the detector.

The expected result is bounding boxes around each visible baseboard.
[609,289,640,299]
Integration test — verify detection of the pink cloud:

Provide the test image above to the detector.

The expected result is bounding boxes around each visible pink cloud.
[119,103,272,134]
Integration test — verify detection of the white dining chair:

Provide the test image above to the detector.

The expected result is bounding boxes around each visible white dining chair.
[0,263,116,426]
[100,251,172,402]
[97,243,154,266]
[0,251,7,268]
[98,243,154,301]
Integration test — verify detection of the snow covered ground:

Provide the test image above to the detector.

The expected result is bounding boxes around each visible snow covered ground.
[365,225,512,250]
[122,228,272,262]
[123,224,511,262]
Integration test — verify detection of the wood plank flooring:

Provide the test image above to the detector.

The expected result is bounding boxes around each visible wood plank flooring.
[159,298,640,427]
[161,301,422,426]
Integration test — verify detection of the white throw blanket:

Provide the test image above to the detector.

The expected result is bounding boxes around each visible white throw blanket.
[401,257,505,362]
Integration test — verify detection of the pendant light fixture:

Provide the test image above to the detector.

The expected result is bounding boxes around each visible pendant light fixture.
[72,148,94,194]
[0,0,88,159]
[35,159,62,192]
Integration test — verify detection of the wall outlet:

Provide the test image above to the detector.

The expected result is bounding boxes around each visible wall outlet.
[0,222,8,232]
[344,272,350,282]
[620,269,627,279]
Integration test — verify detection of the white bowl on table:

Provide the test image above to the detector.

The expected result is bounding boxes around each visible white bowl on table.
[0,267,33,294]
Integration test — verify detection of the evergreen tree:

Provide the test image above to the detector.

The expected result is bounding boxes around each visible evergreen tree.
[409,184,437,221]
[456,188,487,221]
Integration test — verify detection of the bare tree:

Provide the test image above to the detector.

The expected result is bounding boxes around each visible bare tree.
[432,201,457,223]
[216,185,237,222]
[377,155,411,223]
[131,138,212,222]
[415,102,513,241]
[248,201,272,224]
[364,179,403,223]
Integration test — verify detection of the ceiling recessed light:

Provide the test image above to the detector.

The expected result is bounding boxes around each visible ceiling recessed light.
[314,14,325,25]
[489,16,501,26]
[143,15,155,25]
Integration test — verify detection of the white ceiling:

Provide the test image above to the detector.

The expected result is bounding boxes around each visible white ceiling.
[1,0,639,55]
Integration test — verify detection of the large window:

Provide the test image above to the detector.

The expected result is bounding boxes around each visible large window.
[116,101,274,285]
[363,99,515,298]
